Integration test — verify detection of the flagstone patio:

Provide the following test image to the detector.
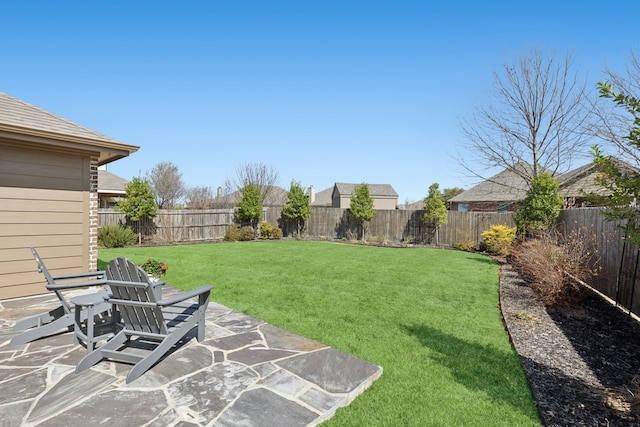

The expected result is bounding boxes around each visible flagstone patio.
[0,288,382,426]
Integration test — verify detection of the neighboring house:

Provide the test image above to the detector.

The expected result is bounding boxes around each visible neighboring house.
[0,92,138,299]
[449,160,635,212]
[98,166,129,208]
[448,163,555,212]
[557,158,637,207]
[331,183,398,209]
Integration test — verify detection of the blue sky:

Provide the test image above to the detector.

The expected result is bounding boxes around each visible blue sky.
[1,1,638,203]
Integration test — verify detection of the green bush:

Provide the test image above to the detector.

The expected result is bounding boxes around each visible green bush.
[224,223,242,242]
[514,172,563,234]
[98,224,138,248]
[481,224,517,256]
[239,226,256,241]
[259,222,273,239]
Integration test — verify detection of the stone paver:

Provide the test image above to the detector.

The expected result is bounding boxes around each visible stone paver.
[0,288,383,426]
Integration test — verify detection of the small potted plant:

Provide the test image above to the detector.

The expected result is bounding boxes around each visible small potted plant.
[140,259,168,281]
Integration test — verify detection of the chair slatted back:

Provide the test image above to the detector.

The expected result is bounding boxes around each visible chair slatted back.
[31,247,71,312]
[106,258,167,335]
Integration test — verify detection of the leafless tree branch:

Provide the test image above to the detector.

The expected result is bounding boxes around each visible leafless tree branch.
[458,49,594,187]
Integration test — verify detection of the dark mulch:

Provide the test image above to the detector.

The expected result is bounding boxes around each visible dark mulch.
[500,262,640,427]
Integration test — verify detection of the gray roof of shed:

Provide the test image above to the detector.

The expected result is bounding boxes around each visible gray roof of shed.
[311,186,333,206]
[333,183,398,197]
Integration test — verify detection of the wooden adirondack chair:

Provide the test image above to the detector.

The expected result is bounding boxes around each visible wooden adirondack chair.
[76,257,213,383]
[10,248,111,346]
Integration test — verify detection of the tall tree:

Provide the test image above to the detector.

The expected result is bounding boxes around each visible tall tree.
[282,180,311,236]
[591,81,640,245]
[115,177,157,245]
[422,183,448,245]
[236,183,263,228]
[224,162,280,204]
[350,183,376,242]
[459,49,592,185]
[147,161,186,209]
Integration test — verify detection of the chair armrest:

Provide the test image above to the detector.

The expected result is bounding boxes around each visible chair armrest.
[51,270,105,281]
[46,278,108,291]
[158,285,213,307]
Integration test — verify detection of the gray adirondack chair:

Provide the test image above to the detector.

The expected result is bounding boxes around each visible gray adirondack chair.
[10,248,110,346]
[76,257,213,383]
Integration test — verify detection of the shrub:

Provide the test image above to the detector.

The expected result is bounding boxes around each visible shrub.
[401,236,414,246]
[514,172,563,234]
[239,226,256,241]
[224,223,242,242]
[509,228,600,306]
[259,222,274,239]
[481,224,517,256]
[98,224,138,248]
[272,227,283,240]
[369,233,389,245]
[453,240,477,252]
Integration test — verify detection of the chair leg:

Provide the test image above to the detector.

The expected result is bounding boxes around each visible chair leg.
[76,331,128,373]
[126,325,194,383]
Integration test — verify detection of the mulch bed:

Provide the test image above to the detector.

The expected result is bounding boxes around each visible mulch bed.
[500,262,640,426]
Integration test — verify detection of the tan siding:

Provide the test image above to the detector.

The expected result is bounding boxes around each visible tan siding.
[0,144,86,191]
[0,144,90,298]
[0,223,84,236]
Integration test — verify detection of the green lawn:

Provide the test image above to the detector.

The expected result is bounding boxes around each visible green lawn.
[99,241,539,426]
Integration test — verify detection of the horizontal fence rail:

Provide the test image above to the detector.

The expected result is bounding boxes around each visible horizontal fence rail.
[99,206,639,317]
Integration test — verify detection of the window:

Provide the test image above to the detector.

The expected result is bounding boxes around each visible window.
[458,203,469,212]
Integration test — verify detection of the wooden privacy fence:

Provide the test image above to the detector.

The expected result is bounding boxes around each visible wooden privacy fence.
[99,208,516,247]
[556,208,639,314]
[99,206,640,316]
[99,209,235,243]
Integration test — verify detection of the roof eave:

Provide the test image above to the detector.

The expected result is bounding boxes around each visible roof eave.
[0,124,139,165]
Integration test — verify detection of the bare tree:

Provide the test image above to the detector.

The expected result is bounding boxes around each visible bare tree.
[459,49,593,186]
[223,162,280,203]
[147,161,186,209]
[590,50,640,165]
[185,186,214,209]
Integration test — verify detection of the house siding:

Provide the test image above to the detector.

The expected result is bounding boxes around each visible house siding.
[0,144,90,299]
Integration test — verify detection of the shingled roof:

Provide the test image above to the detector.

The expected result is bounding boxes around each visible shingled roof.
[449,159,638,206]
[333,183,398,197]
[98,169,129,194]
[0,92,138,164]
[558,157,638,198]
[448,163,551,203]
